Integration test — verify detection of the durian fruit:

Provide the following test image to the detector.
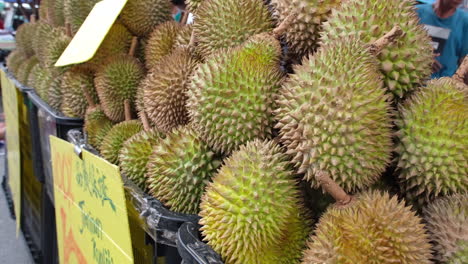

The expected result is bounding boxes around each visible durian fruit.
[48,74,64,110]
[49,0,66,26]
[42,29,71,71]
[144,21,182,70]
[31,66,50,101]
[146,126,221,214]
[27,64,44,93]
[84,105,115,150]
[100,117,143,164]
[64,0,101,34]
[61,66,98,118]
[39,0,50,21]
[302,172,432,263]
[95,39,145,122]
[187,32,283,154]
[320,0,433,98]
[174,24,193,48]
[6,50,26,76]
[199,139,311,264]
[33,21,56,62]
[396,74,467,205]
[16,56,39,86]
[275,32,396,192]
[120,0,172,37]
[423,194,468,264]
[270,0,341,59]
[193,0,274,57]
[119,121,163,189]
[186,0,204,13]
[143,47,199,132]
[87,22,133,71]
[15,22,36,57]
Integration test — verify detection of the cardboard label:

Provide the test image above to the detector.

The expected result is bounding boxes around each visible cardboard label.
[51,136,134,264]
[55,0,128,67]
[1,70,21,234]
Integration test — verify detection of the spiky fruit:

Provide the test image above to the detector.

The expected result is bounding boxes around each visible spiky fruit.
[186,0,204,13]
[199,139,310,264]
[64,0,100,34]
[33,22,57,63]
[16,56,39,86]
[174,25,193,48]
[193,0,273,57]
[320,0,433,98]
[49,0,66,26]
[100,120,143,164]
[187,34,283,154]
[84,106,114,149]
[144,21,181,70]
[119,128,164,189]
[61,66,98,118]
[95,55,145,122]
[423,194,468,264]
[43,29,71,71]
[31,66,51,102]
[6,50,25,77]
[15,22,36,57]
[275,38,393,192]
[146,126,220,214]
[143,47,199,132]
[270,0,340,59]
[120,0,172,37]
[28,64,44,94]
[39,0,50,22]
[87,22,133,71]
[48,74,63,110]
[396,78,467,205]
[302,191,431,263]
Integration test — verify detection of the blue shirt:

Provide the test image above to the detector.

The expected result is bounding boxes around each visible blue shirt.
[416,4,468,78]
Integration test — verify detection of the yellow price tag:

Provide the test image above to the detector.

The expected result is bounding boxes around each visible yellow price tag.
[51,136,134,264]
[55,0,129,67]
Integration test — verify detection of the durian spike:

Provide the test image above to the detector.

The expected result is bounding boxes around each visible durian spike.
[369,26,404,55]
[452,56,468,83]
[128,37,138,57]
[272,12,296,39]
[124,99,132,121]
[81,85,96,108]
[65,23,73,38]
[315,171,353,207]
[140,111,151,131]
[189,30,196,47]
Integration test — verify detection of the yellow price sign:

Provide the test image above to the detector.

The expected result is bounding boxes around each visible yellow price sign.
[51,136,134,264]
[55,0,128,67]
[1,70,21,234]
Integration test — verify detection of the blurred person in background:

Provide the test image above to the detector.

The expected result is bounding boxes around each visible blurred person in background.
[172,0,186,23]
[416,0,468,80]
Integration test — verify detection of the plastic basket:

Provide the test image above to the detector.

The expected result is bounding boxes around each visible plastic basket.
[176,222,223,264]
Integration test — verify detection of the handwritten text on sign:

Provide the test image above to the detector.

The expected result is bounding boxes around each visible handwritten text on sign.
[51,136,133,264]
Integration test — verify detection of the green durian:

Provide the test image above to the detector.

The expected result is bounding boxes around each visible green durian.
[42,29,71,71]
[16,56,39,86]
[186,0,204,13]
[61,66,98,118]
[39,0,50,21]
[31,66,50,101]
[199,139,310,264]
[15,22,36,57]
[6,50,26,77]
[33,22,57,64]
[187,33,283,154]
[302,190,432,263]
[320,0,433,98]
[100,120,143,164]
[49,0,66,26]
[270,0,341,59]
[424,194,468,264]
[144,21,181,70]
[174,24,193,48]
[48,74,64,110]
[120,0,172,37]
[143,47,199,132]
[193,0,274,57]
[64,0,100,34]
[84,105,115,150]
[119,127,163,190]
[27,64,44,93]
[275,37,393,192]
[95,54,145,122]
[146,126,221,214]
[396,77,467,204]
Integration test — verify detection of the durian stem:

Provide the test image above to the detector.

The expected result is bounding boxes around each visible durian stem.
[189,30,197,47]
[315,171,353,206]
[129,37,138,57]
[65,23,73,38]
[369,26,404,55]
[453,56,468,83]
[140,112,151,131]
[272,13,296,39]
[124,100,132,121]
[81,85,95,108]
[180,11,189,25]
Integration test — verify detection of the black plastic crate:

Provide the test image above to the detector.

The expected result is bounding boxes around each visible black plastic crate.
[176,223,223,264]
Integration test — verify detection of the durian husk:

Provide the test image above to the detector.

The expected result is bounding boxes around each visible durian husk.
[275,37,394,192]
[120,0,172,37]
[15,22,37,57]
[16,56,39,86]
[146,126,221,214]
[42,29,71,72]
[144,21,182,70]
[47,73,64,110]
[61,66,98,118]
[84,105,115,150]
[64,0,101,35]
[423,194,468,264]
[193,0,274,57]
[100,120,143,164]
[143,47,200,132]
[396,77,467,205]
[199,139,311,264]
[302,191,432,263]
[6,50,26,77]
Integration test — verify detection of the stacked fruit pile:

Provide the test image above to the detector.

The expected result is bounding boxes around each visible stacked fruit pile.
[6,0,467,263]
